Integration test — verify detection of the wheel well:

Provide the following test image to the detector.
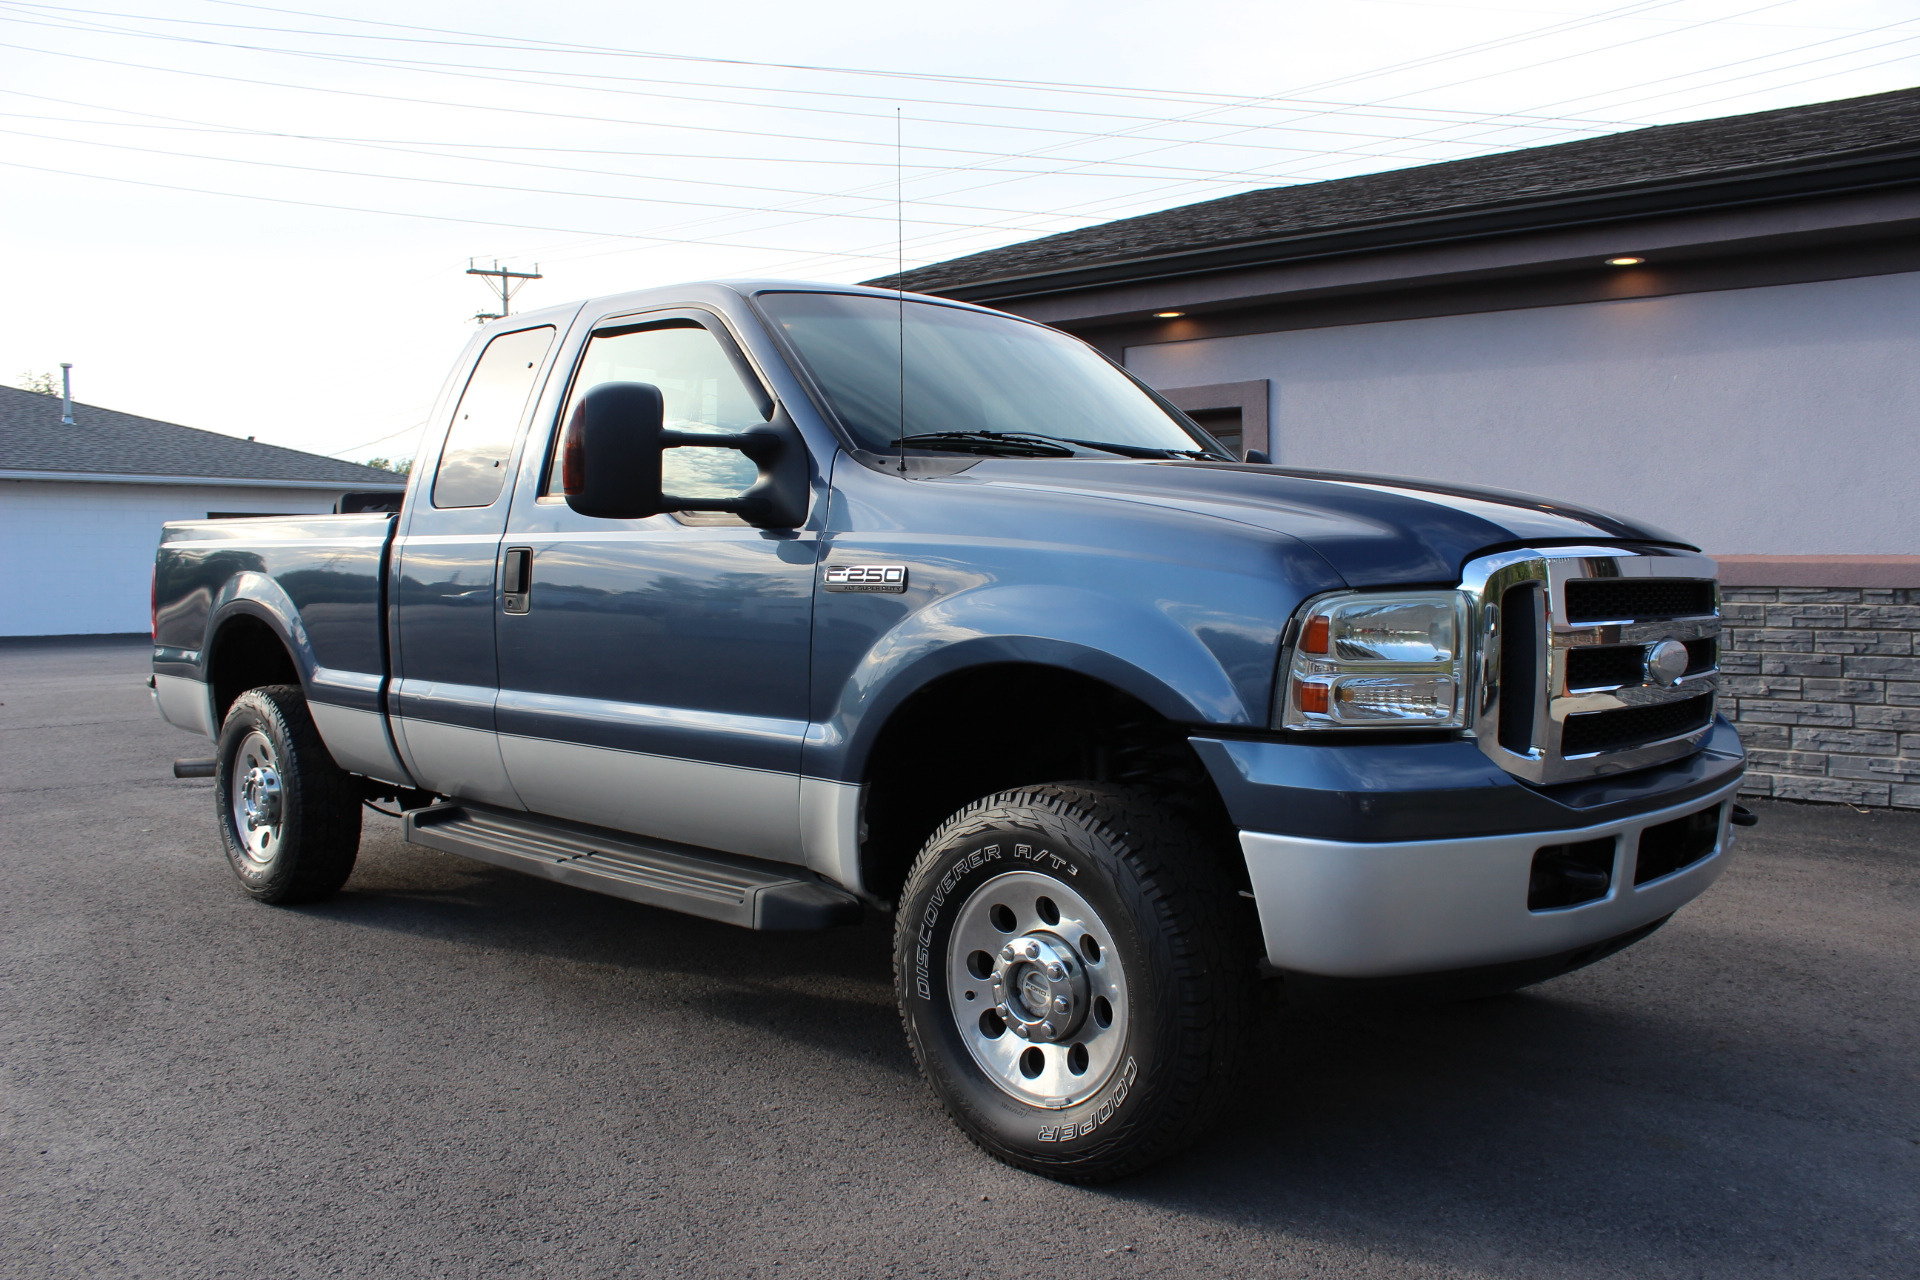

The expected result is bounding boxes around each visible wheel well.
[858,664,1233,903]
[208,615,300,725]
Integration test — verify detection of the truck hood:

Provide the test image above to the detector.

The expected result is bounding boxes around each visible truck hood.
[949,459,1693,586]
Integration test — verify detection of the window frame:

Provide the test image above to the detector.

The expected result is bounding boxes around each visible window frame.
[533,306,778,504]
[427,323,559,511]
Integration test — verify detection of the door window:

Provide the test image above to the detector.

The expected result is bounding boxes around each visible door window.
[432,326,555,509]
[546,321,769,501]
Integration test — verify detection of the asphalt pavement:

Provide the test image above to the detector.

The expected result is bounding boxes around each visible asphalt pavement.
[3,637,1915,1279]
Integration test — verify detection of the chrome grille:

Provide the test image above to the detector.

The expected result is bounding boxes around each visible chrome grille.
[1464,547,1721,785]
[1564,578,1716,624]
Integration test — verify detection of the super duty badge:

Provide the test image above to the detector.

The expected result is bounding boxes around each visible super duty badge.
[824,564,908,593]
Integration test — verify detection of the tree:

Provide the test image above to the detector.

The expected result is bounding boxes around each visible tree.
[364,456,413,475]
[15,370,58,396]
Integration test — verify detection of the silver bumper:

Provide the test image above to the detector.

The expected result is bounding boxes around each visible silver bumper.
[1240,778,1741,978]
[153,673,217,738]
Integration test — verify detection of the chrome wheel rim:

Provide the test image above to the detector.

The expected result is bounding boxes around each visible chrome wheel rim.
[947,870,1129,1108]
[229,730,284,865]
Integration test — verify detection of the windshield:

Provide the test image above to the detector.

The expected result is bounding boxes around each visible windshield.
[756,291,1224,459]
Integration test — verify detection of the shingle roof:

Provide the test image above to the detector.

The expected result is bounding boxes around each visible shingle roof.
[0,385,404,486]
[872,86,1920,296]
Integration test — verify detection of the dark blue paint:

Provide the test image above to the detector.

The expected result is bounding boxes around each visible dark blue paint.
[153,514,392,691]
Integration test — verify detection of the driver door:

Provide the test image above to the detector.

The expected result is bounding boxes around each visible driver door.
[493,310,821,861]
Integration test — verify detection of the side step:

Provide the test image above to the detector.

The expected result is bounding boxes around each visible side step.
[402,802,862,931]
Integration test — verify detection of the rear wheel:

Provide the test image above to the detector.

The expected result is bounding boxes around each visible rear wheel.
[214,685,361,904]
[895,783,1256,1182]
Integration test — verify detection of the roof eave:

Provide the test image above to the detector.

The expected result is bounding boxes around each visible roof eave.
[906,142,1920,304]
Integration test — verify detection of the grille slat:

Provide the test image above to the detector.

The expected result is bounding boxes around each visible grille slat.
[1566,637,1719,690]
[1566,645,1647,690]
[1564,578,1715,624]
[1561,694,1714,757]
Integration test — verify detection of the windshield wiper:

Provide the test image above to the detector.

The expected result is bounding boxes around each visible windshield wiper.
[897,430,1222,461]
[896,431,1078,458]
[1052,436,1217,460]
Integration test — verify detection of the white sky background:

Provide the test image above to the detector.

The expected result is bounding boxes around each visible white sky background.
[3,0,1918,465]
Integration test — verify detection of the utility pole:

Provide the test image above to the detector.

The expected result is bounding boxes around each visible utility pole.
[466,259,543,324]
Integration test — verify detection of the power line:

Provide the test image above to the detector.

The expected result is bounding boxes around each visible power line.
[0,156,905,260]
[0,122,1084,233]
[0,33,1549,183]
[0,12,1625,164]
[0,93,1496,199]
[0,1,1639,135]
[174,0,1696,113]
[327,422,428,458]
[0,90,1342,184]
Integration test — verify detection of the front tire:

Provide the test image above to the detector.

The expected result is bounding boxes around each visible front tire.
[214,685,361,904]
[895,784,1256,1182]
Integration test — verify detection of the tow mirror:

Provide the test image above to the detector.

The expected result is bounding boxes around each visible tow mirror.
[561,381,809,528]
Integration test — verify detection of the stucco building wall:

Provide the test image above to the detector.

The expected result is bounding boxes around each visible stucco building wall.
[1123,270,1920,557]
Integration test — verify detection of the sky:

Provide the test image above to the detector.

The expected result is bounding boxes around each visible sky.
[4,0,1918,466]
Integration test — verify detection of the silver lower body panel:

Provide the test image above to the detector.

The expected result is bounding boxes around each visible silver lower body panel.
[1241,778,1741,978]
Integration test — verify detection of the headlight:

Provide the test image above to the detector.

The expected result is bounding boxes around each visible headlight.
[1278,590,1472,729]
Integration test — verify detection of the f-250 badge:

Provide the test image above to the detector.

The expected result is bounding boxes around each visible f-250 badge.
[824,564,908,593]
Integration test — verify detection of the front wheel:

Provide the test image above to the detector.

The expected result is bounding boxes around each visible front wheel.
[895,784,1257,1182]
[214,685,361,904]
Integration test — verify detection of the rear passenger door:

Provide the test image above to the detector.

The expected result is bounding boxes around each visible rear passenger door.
[493,310,820,861]
[390,324,559,805]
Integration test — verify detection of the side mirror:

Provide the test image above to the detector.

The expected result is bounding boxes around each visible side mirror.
[561,381,809,528]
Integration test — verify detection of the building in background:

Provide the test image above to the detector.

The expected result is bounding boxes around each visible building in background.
[1,385,404,637]
[876,87,1920,809]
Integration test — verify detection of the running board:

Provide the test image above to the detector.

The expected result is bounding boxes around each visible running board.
[402,802,862,931]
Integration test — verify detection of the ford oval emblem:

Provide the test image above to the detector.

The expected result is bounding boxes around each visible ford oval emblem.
[1646,638,1690,687]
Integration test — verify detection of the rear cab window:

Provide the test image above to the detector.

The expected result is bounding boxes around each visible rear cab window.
[432,326,556,509]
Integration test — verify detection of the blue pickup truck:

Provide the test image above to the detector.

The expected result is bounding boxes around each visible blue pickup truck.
[151,280,1745,1180]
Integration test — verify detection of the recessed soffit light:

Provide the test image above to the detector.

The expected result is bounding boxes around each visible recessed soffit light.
[1607,256,1645,266]
[1154,310,1185,318]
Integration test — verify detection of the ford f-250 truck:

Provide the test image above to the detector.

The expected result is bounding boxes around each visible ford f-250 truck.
[152,280,1747,1181]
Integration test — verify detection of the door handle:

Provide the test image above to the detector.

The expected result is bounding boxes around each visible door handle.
[502,546,532,614]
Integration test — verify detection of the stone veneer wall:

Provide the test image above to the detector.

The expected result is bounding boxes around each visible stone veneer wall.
[1715,559,1920,810]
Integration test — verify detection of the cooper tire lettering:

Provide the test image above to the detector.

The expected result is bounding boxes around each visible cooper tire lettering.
[893,785,1255,1181]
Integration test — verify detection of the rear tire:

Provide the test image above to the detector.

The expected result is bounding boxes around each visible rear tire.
[214,685,361,904]
[894,783,1257,1182]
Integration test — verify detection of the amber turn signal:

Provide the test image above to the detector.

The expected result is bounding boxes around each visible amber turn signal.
[1301,615,1330,654]
[1296,680,1330,714]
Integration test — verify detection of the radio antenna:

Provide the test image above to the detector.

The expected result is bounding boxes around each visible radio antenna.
[896,106,906,476]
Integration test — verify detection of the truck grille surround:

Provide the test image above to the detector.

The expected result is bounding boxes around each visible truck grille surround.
[1464,546,1721,785]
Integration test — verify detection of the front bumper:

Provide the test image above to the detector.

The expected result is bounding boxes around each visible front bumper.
[1239,777,1741,978]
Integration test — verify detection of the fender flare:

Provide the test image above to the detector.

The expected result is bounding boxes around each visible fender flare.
[203,572,319,696]
[813,583,1260,784]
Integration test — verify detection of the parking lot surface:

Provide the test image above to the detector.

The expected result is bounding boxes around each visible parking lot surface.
[2,637,1916,1278]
